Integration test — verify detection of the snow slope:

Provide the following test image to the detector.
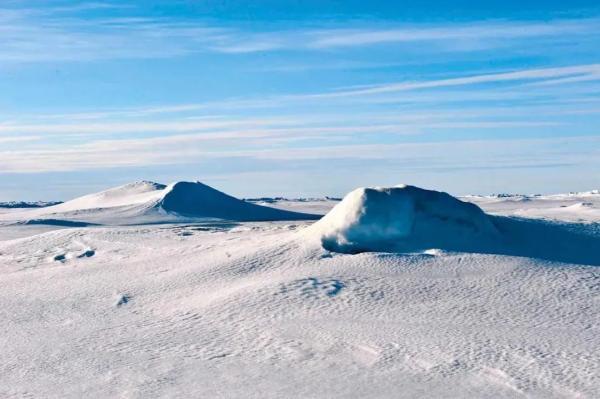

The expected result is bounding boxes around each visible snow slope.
[309,185,498,254]
[0,184,599,398]
[1,221,598,398]
[0,181,319,225]
[308,185,600,266]
[252,190,600,224]
[246,197,341,215]
[159,181,319,221]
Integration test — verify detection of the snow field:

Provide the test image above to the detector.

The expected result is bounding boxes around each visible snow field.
[0,182,599,397]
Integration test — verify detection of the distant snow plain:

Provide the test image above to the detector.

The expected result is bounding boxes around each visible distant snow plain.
[0,181,598,398]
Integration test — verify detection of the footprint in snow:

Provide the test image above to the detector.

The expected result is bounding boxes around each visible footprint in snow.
[115,294,131,307]
[53,254,67,262]
[52,248,95,263]
[78,249,95,258]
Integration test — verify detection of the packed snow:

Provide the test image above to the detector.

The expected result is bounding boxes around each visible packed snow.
[1,182,599,398]
[467,191,600,223]
[307,185,600,266]
[0,181,319,226]
[308,185,498,254]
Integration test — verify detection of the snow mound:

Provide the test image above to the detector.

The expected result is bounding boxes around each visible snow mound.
[156,181,320,221]
[308,185,600,265]
[311,185,499,253]
[49,180,167,213]
[0,180,320,225]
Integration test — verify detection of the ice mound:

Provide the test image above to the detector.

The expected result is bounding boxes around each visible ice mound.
[157,181,320,221]
[312,185,499,253]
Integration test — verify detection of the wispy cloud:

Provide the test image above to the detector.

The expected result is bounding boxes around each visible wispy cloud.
[0,111,574,173]
[0,135,42,144]
[0,117,290,136]
[0,110,563,142]
[0,5,225,62]
[1,134,597,175]
[308,19,599,48]
[5,62,599,129]
[307,64,600,98]
[1,4,598,62]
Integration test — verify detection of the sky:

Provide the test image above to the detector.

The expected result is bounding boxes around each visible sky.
[1,0,600,200]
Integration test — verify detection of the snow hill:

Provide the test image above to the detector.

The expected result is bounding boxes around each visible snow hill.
[311,185,498,253]
[249,189,600,223]
[0,181,319,225]
[1,184,600,397]
[309,185,600,266]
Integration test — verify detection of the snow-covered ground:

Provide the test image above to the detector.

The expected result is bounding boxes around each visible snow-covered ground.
[259,190,600,223]
[1,182,599,398]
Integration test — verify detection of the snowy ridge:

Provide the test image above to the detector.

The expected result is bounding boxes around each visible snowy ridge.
[0,180,319,225]
[1,183,600,397]
[309,185,498,253]
[307,185,600,266]
[47,180,167,213]
[240,189,600,223]
[155,181,320,221]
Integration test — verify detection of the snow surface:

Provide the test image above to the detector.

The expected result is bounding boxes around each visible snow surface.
[309,185,499,253]
[1,183,599,398]
[246,197,341,215]
[253,189,600,223]
[467,191,600,223]
[0,181,319,226]
[307,185,600,266]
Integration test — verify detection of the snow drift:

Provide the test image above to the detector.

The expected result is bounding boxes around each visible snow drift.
[310,185,600,266]
[0,181,319,225]
[311,185,499,253]
[46,181,167,213]
[157,181,319,221]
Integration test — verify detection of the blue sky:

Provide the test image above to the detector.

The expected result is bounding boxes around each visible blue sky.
[1,0,599,200]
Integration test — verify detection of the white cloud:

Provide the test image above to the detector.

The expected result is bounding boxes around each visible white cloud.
[307,64,600,98]
[0,119,582,173]
[0,118,289,135]
[0,5,598,62]
[309,19,598,48]
[0,135,42,144]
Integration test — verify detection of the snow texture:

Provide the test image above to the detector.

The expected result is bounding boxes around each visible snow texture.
[309,185,600,266]
[310,185,498,253]
[0,183,599,398]
[159,181,319,221]
[0,181,319,226]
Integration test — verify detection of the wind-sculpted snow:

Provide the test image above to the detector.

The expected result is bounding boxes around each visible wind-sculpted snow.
[49,180,167,212]
[0,184,599,397]
[158,181,320,222]
[311,185,500,253]
[0,221,598,398]
[0,180,319,225]
[310,185,600,266]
